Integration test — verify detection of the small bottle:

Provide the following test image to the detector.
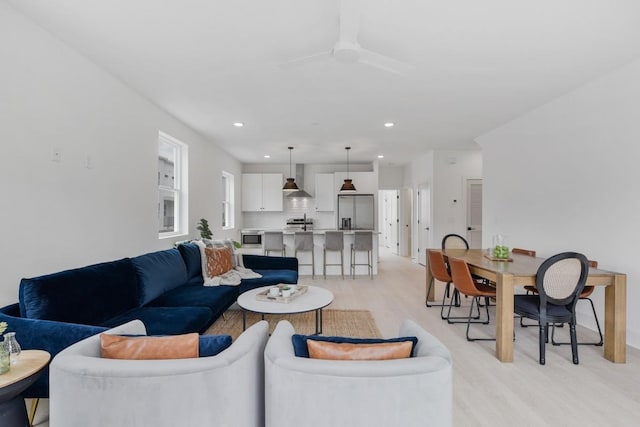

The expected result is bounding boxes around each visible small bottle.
[3,332,22,364]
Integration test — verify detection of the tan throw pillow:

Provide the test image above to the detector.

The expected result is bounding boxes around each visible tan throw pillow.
[100,333,199,360]
[205,247,233,277]
[307,340,413,361]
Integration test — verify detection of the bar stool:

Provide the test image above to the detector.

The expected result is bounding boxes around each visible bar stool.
[323,231,344,279]
[294,231,315,278]
[263,231,285,256]
[350,231,373,279]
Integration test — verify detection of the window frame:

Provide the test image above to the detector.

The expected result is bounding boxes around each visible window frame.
[222,170,235,230]
[158,132,189,239]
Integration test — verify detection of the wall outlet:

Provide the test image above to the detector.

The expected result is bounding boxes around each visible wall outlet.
[51,147,62,162]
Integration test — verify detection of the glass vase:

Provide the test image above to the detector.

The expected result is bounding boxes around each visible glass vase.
[3,332,21,364]
[0,346,9,374]
[492,234,509,259]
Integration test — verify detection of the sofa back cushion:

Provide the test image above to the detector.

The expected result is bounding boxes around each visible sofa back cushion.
[177,243,204,286]
[132,249,188,306]
[19,258,139,325]
[292,335,418,358]
[100,333,232,359]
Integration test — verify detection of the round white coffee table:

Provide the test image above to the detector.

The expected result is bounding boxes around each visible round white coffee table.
[237,285,334,334]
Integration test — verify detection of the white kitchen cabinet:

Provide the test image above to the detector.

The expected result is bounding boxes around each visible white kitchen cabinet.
[242,173,283,212]
[315,173,335,211]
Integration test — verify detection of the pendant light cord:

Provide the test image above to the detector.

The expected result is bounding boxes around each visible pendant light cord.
[346,146,350,179]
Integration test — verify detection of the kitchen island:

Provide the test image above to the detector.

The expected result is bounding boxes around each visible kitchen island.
[239,229,379,277]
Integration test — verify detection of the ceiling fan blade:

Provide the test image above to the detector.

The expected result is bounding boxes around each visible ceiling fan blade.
[339,0,363,43]
[278,51,332,69]
[357,48,414,76]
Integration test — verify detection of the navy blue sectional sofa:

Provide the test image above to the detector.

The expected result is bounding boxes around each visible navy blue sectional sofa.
[0,242,298,398]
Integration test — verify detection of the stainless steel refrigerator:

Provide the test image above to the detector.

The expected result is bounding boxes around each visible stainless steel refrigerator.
[337,194,375,230]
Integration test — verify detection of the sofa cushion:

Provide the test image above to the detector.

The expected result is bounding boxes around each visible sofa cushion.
[307,339,414,360]
[101,333,200,359]
[101,333,233,359]
[101,306,213,335]
[177,243,204,286]
[147,284,238,321]
[199,334,233,357]
[132,249,188,306]
[292,335,418,358]
[19,258,139,325]
[239,269,298,294]
[205,247,234,278]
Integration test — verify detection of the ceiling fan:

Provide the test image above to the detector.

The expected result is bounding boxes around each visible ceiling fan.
[279,0,413,76]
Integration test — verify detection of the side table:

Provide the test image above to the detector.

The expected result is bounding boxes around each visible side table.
[0,350,51,427]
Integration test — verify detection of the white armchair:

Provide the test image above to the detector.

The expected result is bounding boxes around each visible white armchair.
[50,319,269,427]
[264,319,452,427]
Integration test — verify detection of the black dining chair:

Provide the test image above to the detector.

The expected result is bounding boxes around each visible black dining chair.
[441,233,469,250]
[514,252,589,365]
[551,260,604,346]
[437,233,470,307]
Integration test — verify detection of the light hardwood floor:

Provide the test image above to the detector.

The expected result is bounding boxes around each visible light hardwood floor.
[32,248,640,426]
[300,247,640,427]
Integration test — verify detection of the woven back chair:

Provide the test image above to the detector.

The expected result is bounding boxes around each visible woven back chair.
[441,234,469,250]
[552,260,603,346]
[514,252,588,365]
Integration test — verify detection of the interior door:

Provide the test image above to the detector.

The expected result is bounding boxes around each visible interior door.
[417,183,431,265]
[389,191,399,254]
[466,179,483,248]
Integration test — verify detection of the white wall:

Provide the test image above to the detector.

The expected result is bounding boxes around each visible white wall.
[477,58,640,349]
[432,150,483,246]
[0,4,241,306]
[405,150,482,254]
[379,165,405,189]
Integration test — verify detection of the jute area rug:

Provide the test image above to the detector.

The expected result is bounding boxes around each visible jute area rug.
[204,309,381,339]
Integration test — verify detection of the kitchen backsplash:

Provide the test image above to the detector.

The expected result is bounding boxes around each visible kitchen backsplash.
[242,198,336,229]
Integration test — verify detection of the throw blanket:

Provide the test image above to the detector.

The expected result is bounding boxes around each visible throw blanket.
[194,239,262,286]
[204,266,262,286]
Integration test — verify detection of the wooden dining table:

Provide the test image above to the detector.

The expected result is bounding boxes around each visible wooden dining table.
[425,249,627,363]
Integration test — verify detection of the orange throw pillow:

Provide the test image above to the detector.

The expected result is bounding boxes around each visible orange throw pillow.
[100,333,199,360]
[307,340,413,361]
[205,247,234,277]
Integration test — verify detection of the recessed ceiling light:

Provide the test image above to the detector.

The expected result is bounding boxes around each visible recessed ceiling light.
[377,155,384,159]
[384,122,395,128]
[264,155,271,159]
[233,122,244,127]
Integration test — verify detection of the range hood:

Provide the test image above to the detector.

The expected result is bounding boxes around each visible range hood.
[287,164,312,198]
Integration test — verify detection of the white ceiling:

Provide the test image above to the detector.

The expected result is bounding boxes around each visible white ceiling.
[8,0,640,165]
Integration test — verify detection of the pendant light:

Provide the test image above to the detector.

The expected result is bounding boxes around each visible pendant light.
[283,146,299,192]
[339,146,357,192]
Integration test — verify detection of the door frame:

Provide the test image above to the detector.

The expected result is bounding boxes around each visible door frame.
[463,177,483,249]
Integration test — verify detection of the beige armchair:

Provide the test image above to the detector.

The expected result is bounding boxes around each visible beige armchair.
[50,319,269,427]
[264,319,452,427]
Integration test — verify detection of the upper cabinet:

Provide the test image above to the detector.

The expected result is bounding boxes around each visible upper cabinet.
[242,173,283,212]
[315,173,335,211]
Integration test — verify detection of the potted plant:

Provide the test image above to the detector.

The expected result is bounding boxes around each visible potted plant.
[196,218,213,240]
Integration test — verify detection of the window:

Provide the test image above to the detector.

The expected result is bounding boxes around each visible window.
[222,171,235,229]
[158,132,188,238]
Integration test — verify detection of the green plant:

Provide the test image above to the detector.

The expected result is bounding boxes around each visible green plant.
[196,218,213,240]
[0,321,7,336]
[232,240,241,249]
